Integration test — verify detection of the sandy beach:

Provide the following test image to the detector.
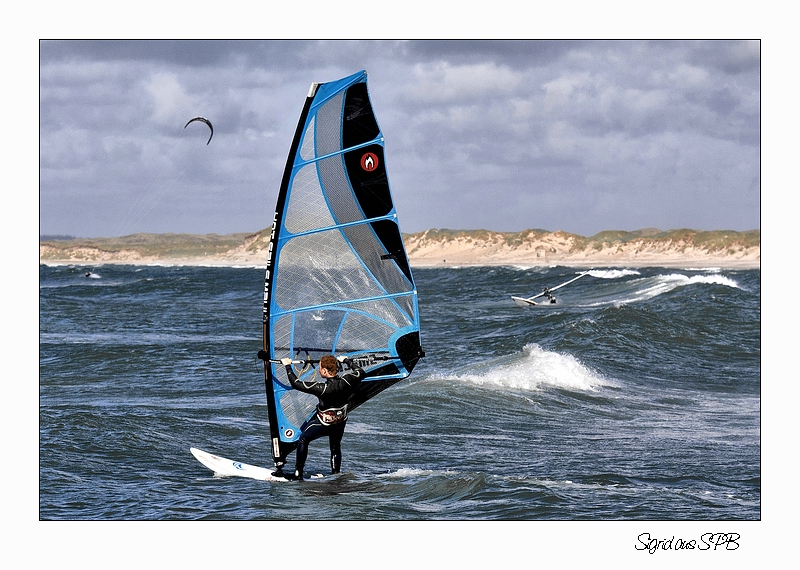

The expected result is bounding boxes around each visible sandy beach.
[40,245,761,269]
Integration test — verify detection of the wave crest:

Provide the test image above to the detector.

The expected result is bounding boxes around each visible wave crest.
[450,344,610,392]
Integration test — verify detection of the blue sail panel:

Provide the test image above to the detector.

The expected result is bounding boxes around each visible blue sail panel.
[261,71,424,465]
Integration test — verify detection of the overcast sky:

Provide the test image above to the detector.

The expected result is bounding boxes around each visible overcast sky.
[39,39,760,238]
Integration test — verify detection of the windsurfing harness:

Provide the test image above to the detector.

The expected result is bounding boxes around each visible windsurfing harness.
[285,364,364,425]
[261,70,425,467]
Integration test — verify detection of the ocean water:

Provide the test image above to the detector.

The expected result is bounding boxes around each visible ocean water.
[39,263,760,528]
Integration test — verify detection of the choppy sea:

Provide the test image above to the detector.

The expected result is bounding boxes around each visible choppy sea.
[38,263,764,563]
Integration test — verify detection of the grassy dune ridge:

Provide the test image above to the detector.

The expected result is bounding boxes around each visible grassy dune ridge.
[39,227,760,268]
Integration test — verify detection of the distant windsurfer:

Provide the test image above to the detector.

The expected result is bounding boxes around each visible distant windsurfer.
[543,287,557,304]
[258,353,364,480]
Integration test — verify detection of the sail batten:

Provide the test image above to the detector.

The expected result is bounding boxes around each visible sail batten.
[261,70,424,467]
[279,214,399,240]
[298,139,384,166]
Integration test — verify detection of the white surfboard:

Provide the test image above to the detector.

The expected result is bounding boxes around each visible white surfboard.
[190,447,314,482]
[511,296,541,306]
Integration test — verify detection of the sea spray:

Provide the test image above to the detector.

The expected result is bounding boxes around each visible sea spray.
[449,343,611,392]
[587,269,641,279]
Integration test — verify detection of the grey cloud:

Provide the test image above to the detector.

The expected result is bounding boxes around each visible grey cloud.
[39,40,760,238]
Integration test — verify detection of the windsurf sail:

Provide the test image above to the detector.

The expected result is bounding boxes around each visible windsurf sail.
[261,70,425,469]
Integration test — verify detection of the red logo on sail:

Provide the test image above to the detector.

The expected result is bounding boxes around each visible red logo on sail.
[360,152,379,172]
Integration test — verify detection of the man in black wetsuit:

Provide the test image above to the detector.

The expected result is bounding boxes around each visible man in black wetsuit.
[275,354,364,481]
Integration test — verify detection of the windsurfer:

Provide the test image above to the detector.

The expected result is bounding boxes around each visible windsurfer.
[260,353,364,480]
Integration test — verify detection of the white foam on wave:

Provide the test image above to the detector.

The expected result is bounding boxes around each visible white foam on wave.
[680,273,739,288]
[587,269,640,279]
[377,468,475,484]
[580,272,739,306]
[452,343,611,392]
[507,264,554,271]
[379,467,442,478]
[633,273,740,301]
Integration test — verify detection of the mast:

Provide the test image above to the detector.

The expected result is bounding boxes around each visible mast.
[262,82,320,466]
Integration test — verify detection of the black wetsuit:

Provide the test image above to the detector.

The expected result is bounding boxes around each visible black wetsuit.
[285,363,364,479]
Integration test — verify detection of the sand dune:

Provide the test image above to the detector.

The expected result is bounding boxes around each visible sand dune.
[39,228,760,269]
